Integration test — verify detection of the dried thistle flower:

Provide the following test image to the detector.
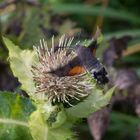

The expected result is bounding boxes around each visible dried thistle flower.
[32,35,94,106]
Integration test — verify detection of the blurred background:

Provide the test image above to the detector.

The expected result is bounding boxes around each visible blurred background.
[0,0,140,140]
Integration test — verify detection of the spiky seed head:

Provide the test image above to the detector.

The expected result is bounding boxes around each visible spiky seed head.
[32,36,94,106]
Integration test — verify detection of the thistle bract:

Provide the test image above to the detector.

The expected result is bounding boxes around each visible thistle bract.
[32,36,94,106]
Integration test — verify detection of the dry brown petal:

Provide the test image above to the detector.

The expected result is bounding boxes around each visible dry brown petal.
[87,106,112,140]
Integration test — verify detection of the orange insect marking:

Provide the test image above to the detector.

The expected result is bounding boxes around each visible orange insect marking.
[68,66,85,76]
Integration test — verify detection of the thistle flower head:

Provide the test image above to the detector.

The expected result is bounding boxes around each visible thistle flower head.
[32,35,94,106]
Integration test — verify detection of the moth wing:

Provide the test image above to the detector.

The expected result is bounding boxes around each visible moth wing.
[68,66,85,76]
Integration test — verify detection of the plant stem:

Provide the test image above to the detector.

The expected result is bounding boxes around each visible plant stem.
[123,44,140,56]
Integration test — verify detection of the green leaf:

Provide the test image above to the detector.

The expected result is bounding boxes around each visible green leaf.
[29,109,75,140]
[40,103,67,129]
[104,29,140,41]
[29,110,49,140]
[51,4,140,24]
[0,91,35,140]
[49,122,75,140]
[3,37,36,95]
[66,87,115,118]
